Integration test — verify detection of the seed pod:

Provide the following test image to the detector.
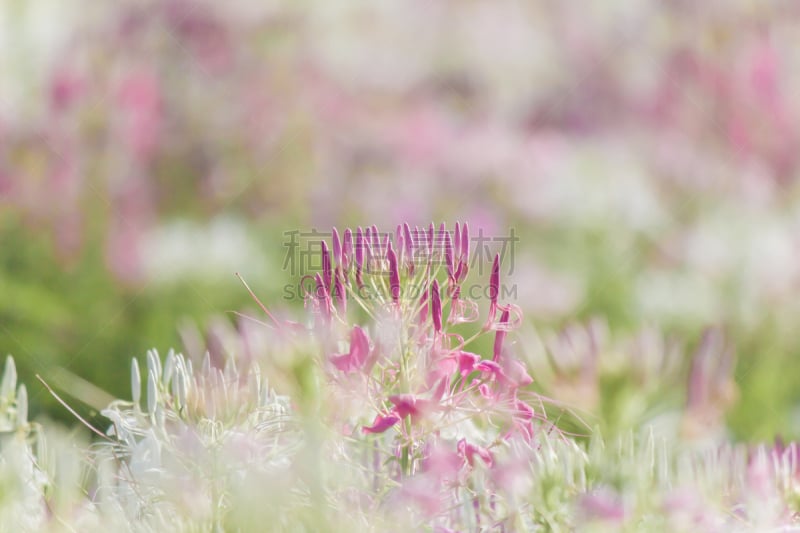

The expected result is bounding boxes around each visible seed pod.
[16,384,27,427]
[177,367,188,409]
[147,369,158,415]
[171,365,181,404]
[147,349,161,381]
[1,356,17,399]
[131,358,142,405]
[202,351,212,378]
[163,350,176,388]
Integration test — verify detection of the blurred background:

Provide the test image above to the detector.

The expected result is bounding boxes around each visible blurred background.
[2,0,800,440]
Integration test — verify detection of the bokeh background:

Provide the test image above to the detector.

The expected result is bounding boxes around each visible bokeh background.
[2,0,800,440]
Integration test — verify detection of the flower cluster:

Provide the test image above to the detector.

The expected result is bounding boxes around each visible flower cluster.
[266,223,541,527]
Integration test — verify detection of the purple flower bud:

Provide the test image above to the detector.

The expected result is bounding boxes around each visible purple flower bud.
[371,224,381,257]
[331,227,342,268]
[489,254,500,308]
[427,222,435,257]
[342,228,353,271]
[454,261,465,284]
[321,240,332,291]
[493,309,510,361]
[334,271,347,314]
[314,273,331,323]
[431,279,442,333]
[387,241,400,303]
[355,227,365,270]
[444,231,454,280]
[454,222,461,261]
[396,233,406,271]
[461,222,469,263]
[418,284,429,325]
[403,222,413,259]
[382,233,391,260]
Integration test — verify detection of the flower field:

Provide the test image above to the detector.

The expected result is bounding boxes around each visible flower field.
[3,1,800,531]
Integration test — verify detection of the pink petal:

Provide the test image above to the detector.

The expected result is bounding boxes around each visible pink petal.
[505,359,533,387]
[362,414,400,434]
[389,394,418,419]
[457,351,480,375]
[350,326,370,367]
[330,326,371,373]
[477,359,503,378]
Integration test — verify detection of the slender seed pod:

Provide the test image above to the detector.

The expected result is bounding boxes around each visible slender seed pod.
[131,357,142,405]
